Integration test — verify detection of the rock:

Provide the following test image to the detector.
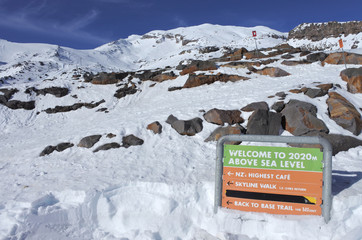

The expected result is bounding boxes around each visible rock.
[281,54,294,59]
[199,46,220,54]
[122,134,144,148]
[271,101,285,112]
[5,100,35,110]
[281,60,310,66]
[183,74,249,88]
[304,88,328,98]
[39,145,56,156]
[44,99,105,114]
[168,86,183,92]
[151,72,177,82]
[147,121,162,134]
[55,142,74,152]
[180,60,218,75]
[300,51,311,57]
[246,109,282,135]
[340,67,362,93]
[166,114,178,124]
[204,125,246,144]
[316,83,334,91]
[78,135,102,148]
[106,133,116,138]
[322,52,362,66]
[288,21,362,41]
[26,87,69,97]
[169,117,203,136]
[306,52,329,62]
[327,92,362,135]
[221,48,248,61]
[256,67,290,77]
[281,100,329,136]
[296,132,362,156]
[221,59,278,69]
[241,101,269,112]
[86,72,129,85]
[244,51,267,59]
[203,108,244,126]
[39,142,74,156]
[114,84,137,99]
[93,143,121,152]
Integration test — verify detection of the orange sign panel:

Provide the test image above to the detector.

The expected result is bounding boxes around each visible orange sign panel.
[339,39,343,48]
[221,145,323,215]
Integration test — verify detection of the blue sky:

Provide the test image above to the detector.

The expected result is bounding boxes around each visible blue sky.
[0,0,360,49]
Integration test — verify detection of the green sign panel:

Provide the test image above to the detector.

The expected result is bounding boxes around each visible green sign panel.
[224,145,323,172]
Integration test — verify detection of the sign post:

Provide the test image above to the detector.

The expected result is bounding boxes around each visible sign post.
[339,38,347,69]
[252,31,259,58]
[214,135,332,222]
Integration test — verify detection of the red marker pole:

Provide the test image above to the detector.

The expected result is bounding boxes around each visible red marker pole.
[339,38,347,69]
[252,31,259,58]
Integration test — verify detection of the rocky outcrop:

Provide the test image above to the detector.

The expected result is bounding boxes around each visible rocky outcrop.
[167,115,203,136]
[135,69,177,82]
[271,101,285,112]
[25,87,69,98]
[183,74,249,88]
[39,142,74,156]
[255,67,290,77]
[281,100,329,136]
[221,47,248,61]
[241,101,269,112]
[327,92,362,135]
[288,21,362,41]
[204,125,246,144]
[0,88,35,110]
[281,60,310,66]
[84,72,129,85]
[147,121,162,134]
[322,53,362,66]
[179,60,218,75]
[93,143,121,152]
[246,109,282,135]
[114,84,137,99]
[203,108,244,126]
[43,99,105,114]
[77,135,102,148]
[122,134,144,148]
[306,52,329,62]
[340,67,362,93]
[221,59,278,69]
[304,88,328,98]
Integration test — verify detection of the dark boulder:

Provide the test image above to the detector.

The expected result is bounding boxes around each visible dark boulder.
[39,146,56,156]
[114,84,137,99]
[26,87,69,98]
[122,134,144,148]
[55,142,74,152]
[306,52,329,62]
[180,60,218,75]
[183,74,249,88]
[93,143,121,152]
[281,100,329,136]
[304,88,328,98]
[241,101,269,112]
[147,121,162,134]
[203,108,244,126]
[43,99,105,114]
[340,67,362,93]
[77,135,102,148]
[205,125,246,144]
[246,109,282,135]
[168,116,203,136]
[271,101,285,112]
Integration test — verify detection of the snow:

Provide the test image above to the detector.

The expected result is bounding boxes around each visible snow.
[0,23,362,239]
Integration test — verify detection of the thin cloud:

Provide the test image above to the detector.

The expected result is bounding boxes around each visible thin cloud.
[174,16,188,27]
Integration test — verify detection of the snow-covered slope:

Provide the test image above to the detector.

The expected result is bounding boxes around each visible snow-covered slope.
[0,23,362,240]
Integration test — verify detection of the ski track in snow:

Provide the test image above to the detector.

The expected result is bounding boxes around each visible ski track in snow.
[0,24,362,239]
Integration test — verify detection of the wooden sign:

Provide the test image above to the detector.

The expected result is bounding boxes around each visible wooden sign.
[221,145,323,215]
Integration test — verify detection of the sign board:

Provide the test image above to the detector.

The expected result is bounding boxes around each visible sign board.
[252,31,257,37]
[339,39,343,48]
[214,135,333,222]
[221,145,323,215]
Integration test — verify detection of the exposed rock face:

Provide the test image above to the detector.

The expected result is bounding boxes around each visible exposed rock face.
[322,53,362,66]
[327,92,362,135]
[221,48,248,61]
[203,108,244,126]
[246,109,282,135]
[0,88,35,110]
[167,115,203,136]
[39,142,74,156]
[306,52,329,62]
[241,101,269,112]
[288,21,362,41]
[297,132,362,156]
[256,67,290,77]
[204,125,246,144]
[84,72,129,85]
[340,67,362,93]
[183,74,249,88]
[221,59,278,69]
[93,143,121,152]
[122,134,144,148]
[281,100,329,136]
[114,84,137,99]
[135,69,176,82]
[244,51,267,59]
[43,99,105,114]
[179,60,218,75]
[304,88,328,98]
[147,121,162,134]
[25,87,69,98]
[281,60,310,66]
[271,101,285,112]
[77,135,102,148]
